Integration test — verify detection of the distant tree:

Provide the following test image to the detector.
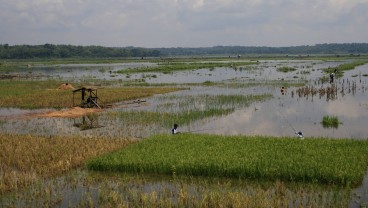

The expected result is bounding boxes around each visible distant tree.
[0,43,367,59]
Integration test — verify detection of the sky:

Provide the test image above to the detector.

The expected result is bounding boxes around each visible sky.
[1,0,367,48]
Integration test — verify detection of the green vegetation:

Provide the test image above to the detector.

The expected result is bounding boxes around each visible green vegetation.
[322,115,341,128]
[277,66,297,73]
[87,134,368,186]
[106,94,272,135]
[2,55,368,206]
[2,43,368,59]
[156,43,368,56]
[116,61,256,74]
[0,44,160,59]
[323,59,368,77]
[0,80,181,109]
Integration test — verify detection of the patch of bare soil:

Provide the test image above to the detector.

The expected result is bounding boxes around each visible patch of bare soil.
[36,107,102,118]
[58,83,75,90]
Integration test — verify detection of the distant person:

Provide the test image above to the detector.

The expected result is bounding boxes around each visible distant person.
[296,131,304,139]
[329,73,334,83]
[81,88,86,101]
[281,86,286,95]
[171,124,179,134]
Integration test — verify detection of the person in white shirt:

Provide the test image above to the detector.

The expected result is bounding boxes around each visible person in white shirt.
[171,124,179,134]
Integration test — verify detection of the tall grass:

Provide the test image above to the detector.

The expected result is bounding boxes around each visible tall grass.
[87,134,368,186]
[0,133,134,194]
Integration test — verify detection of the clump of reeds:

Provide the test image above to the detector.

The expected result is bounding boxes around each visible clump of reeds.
[294,84,339,100]
[321,115,341,128]
[277,67,297,73]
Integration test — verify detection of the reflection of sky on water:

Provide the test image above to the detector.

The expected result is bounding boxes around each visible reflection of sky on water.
[0,60,367,139]
[191,93,368,139]
[136,60,342,84]
[3,59,343,83]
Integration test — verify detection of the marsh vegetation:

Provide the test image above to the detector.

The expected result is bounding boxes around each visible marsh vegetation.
[1,55,368,207]
[322,115,341,128]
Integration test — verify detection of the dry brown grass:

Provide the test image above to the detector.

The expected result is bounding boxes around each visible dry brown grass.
[0,80,182,109]
[35,107,102,118]
[0,133,136,194]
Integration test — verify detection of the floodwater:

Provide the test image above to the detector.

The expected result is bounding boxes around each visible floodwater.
[1,58,368,206]
[0,59,367,139]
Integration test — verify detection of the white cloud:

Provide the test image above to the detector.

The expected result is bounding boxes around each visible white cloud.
[0,0,367,47]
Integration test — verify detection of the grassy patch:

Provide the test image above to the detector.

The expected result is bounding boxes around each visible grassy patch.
[87,134,368,186]
[276,67,297,73]
[116,61,256,74]
[322,59,368,77]
[0,80,182,109]
[321,115,341,128]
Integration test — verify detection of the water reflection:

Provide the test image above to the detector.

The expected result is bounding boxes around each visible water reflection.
[73,114,103,131]
[0,60,367,139]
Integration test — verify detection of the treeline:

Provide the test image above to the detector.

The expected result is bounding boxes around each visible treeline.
[0,44,160,59]
[0,43,367,59]
[155,43,368,56]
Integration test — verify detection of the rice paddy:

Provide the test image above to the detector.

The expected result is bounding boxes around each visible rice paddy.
[0,133,134,194]
[1,56,368,207]
[87,134,368,186]
[0,171,352,207]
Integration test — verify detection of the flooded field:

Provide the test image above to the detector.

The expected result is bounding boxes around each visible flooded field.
[1,58,367,139]
[1,57,368,207]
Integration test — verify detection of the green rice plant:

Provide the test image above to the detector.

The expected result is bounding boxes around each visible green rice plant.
[87,134,368,186]
[321,115,341,128]
[276,67,297,73]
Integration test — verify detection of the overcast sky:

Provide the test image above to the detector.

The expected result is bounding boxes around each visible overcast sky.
[1,0,367,48]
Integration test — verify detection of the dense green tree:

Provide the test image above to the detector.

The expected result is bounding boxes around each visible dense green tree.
[0,43,367,59]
